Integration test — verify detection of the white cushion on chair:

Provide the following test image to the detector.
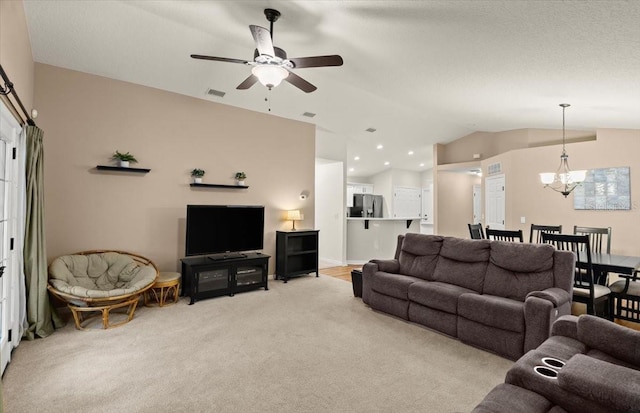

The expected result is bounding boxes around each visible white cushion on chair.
[573,284,611,299]
[610,279,640,295]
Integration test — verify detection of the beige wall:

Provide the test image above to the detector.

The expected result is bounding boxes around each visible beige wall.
[487,128,640,255]
[440,128,595,165]
[437,171,480,238]
[34,64,315,273]
[0,0,34,118]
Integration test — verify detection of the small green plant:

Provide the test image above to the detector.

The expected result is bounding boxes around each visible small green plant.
[235,172,247,180]
[112,150,138,163]
[191,168,205,177]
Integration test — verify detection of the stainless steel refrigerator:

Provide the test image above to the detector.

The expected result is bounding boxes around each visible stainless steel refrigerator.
[353,194,383,218]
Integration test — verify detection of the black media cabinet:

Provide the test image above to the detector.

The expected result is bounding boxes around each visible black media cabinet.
[275,230,319,282]
[180,252,270,305]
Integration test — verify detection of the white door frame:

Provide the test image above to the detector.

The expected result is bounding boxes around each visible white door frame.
[485,174,505,230]
[0,101,23,375]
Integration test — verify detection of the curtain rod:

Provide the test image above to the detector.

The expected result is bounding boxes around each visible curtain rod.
[0,64,36,126]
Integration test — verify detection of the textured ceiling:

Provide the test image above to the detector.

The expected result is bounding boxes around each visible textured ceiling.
[23,1,640,177]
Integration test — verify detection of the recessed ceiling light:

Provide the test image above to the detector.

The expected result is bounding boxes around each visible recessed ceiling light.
[349,168,354,172]
[419,163,425,167]
[408,150,414,155]
[384,161,390,166]
[377,144,383,149]
[354,156,360,161]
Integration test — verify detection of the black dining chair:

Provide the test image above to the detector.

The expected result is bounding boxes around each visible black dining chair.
[574,226,612,285]
[609,269,640,323]
[468,223,485,240]
[542,232,612,319]
[486,228,523,242]
[573,226,612,254]
[529,224,562,243]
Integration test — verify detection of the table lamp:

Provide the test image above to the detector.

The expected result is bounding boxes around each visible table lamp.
[287,210,303,230]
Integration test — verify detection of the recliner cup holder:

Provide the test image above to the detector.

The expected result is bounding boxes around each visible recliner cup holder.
[541,357,565,369]
[534,366,558,379]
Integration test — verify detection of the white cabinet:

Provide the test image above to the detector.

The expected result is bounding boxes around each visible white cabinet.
[393,186,421,218]
[346,183,374,207]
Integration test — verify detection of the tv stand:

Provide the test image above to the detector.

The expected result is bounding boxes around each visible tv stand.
[181,252,270,304]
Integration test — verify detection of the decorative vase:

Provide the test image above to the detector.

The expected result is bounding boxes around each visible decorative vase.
[194,177,202,184]
[237,180,245,186]
[119,160,130,168]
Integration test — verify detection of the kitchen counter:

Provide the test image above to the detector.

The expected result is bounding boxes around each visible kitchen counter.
[347,218,421,264]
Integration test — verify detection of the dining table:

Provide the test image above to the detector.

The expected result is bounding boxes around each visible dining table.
[579,253,640,286]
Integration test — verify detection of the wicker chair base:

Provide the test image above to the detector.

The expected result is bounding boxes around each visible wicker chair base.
[68,295,141,330]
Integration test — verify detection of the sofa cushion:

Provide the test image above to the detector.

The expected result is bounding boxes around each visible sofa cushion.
[558,354,640,413]
[408,280,477,314]
[458,293,525,333]
[577,315,640,367]
[398,234,444,280]
[483,242,556,301]
[432,237,490,292]
[370,271,421,300]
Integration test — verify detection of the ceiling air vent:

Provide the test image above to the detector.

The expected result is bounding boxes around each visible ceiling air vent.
[302,112,316,118]
[487,162,502,175]
[206,88,226,98]
[365,127,377,133]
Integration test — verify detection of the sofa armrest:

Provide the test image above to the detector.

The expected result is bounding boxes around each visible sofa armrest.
[551,315,579,340]
[577,315,640,367]
[558,354,640,412]
[526,288,571,308]
[370,259,400,273]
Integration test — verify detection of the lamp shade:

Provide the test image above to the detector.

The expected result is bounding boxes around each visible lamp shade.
[252,65,289,89]
[287,210,302,221]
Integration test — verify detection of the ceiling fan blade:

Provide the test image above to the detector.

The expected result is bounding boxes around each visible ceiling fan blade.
[191,54,249,64]
[249,25,275,57]
[289,55,344,69]
[236,75,259,90]
[284,71,317,93]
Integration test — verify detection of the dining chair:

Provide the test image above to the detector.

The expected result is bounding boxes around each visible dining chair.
[529,224,562,243]
[573,226,611,254]
[468,223,485,240]
[574,226,612,285]
[542,232,612,319]
[486,228,523,242]
[609,269,640,323]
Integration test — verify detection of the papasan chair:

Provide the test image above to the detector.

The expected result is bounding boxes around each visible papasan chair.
[47,250,159,330]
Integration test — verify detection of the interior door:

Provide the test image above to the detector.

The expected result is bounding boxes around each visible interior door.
[485,174,505,230]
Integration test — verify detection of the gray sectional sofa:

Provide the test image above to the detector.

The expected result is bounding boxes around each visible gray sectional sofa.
[362,233,575,360]
[473,314,640,413]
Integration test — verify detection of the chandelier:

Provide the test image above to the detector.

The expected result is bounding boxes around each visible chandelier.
[539,104,587,197]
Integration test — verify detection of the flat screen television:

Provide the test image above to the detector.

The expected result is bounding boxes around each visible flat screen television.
[185,205,265,257]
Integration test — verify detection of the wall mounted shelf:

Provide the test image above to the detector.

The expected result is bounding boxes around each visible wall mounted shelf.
[96,165,150,173]
[190,183,249,189]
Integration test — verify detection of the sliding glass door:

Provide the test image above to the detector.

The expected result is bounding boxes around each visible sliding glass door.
[0,101,23,375]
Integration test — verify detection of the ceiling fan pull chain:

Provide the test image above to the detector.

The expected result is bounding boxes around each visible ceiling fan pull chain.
[265,94,271,112]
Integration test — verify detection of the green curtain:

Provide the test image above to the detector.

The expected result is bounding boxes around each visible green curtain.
[23,125,61,339]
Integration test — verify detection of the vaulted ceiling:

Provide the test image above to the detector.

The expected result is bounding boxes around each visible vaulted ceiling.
[23,1,640,177]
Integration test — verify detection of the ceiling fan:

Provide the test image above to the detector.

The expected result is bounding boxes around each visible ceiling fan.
[191,8,343,93]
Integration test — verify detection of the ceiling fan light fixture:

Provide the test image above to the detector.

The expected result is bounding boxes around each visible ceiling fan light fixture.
[252,65,289,89]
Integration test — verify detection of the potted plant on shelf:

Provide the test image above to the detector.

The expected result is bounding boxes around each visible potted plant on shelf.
[191,168,205,184]
[112,150,138,168]
[235,172,247,186]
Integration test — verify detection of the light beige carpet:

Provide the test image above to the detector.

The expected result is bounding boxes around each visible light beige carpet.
[2,275,512,412]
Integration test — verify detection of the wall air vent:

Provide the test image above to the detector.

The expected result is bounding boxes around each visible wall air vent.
[365,127,377,133]
[206,88,226,98]
[487,162,502,175]
[302,112,316,118]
